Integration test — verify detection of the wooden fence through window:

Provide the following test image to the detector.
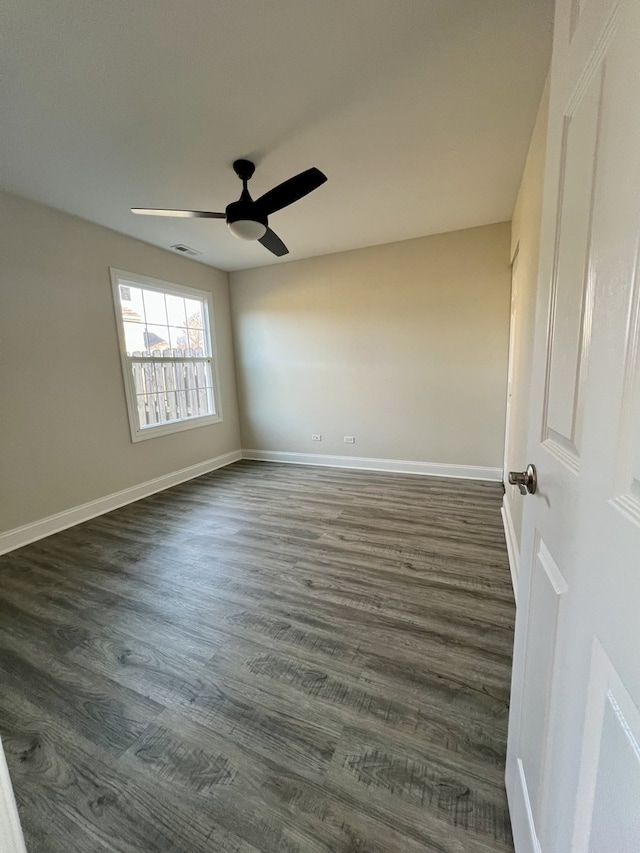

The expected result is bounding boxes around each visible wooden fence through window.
[129,347,214,426]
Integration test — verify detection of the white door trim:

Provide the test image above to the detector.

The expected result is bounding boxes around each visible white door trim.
[501,497,520,600]
[503,243,521,482]
[0,740,27,853]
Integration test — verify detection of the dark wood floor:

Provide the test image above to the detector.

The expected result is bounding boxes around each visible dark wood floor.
[0,461,515,853]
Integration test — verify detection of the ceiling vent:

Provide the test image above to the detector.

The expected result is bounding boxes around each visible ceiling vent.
[170,243,200,256]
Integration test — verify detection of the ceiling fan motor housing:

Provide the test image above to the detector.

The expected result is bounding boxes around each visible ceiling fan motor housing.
[225,195,267,240]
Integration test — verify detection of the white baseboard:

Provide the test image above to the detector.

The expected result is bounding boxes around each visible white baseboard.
[0,738,27,853]
[501,496,520,601]
[242,449,502,482]
[0,449,502,556]
[0,450,242,556]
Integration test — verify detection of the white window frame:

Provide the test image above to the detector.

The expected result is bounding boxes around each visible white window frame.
[110,268,223,442]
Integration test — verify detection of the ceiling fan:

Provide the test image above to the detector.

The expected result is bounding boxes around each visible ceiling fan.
[131,159,327,257]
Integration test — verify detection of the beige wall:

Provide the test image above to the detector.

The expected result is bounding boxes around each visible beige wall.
[0,193,516,537]
[505,80,550,548]
[230,222,511,468]
[0,192,241,534]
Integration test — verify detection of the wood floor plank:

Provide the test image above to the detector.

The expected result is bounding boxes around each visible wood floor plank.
[327,725,513,853]
[177,672,342,781]
[0,461,515,851]
[0,689,261,853]
[0,643,164,758]
[125,713,452,853]
[64,627,214,708]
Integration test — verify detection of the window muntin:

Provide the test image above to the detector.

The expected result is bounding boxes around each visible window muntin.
[111,270,222,441]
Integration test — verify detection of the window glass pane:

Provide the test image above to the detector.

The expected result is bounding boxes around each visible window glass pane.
[150,392,164,424]
[144,324,170,352]
[135,395,147,426]
[164,391,179,422]
[185,298,204,329]
[169,325,188,352]
[156,395,169,424]
[185,325,206,354]
[166,294,187,327]
[120,285,145,321]
[143,289,168,325]
[123,321,147,354]
[137,392,160,426]
[130,363,145,396]
[139,362,158,394]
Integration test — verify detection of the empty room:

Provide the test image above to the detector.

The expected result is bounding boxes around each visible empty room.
[1,1,639,852]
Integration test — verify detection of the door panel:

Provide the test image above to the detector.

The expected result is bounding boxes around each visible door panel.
[505,0,640,850]
[612,252,640,519]
[518,536,567,828]
[543,64,602,466]
[572,640,640,852]
[586,695,640,852]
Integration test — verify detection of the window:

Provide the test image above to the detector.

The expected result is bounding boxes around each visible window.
[110,269,222,441]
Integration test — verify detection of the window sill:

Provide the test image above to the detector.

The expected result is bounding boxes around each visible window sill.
[130,413,223,442]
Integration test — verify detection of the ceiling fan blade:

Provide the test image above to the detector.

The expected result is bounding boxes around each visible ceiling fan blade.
[258,228,289,257]
[131,208,226,219]
[255,168,327,216]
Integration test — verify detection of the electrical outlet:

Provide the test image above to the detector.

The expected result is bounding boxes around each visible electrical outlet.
[344,436,355,444]
[311,434,322,441]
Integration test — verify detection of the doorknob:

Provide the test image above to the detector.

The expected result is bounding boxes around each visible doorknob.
[508,463,537,495]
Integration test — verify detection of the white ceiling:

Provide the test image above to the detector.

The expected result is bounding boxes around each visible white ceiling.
[1,0,553,271]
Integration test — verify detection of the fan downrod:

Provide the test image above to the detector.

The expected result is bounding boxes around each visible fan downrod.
[233,159,256,182]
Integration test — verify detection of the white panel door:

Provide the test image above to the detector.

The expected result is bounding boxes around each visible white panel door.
[505,0,640,851]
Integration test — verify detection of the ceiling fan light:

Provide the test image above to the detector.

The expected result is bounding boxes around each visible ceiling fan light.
[227,219,267,241]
